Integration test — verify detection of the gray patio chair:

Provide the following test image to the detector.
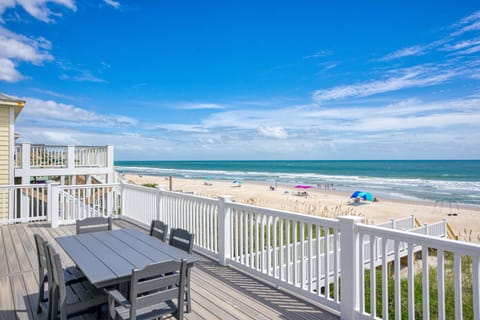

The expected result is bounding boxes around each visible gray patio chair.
[107,260,187,320]
[169,228,194,312]
[34,234,86,314]
[45,243,107,320]
[149,220,168,242]
[76,216,112,234]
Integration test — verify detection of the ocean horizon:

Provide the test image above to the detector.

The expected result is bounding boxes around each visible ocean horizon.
[115,160,480,207]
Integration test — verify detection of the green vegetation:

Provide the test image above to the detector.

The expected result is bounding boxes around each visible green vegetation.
[142,183,157,188]
[363,253,473,319]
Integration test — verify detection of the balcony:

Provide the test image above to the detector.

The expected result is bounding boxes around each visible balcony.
[14,144,114,181]
[0,220,336,319]
[0,182,479,319]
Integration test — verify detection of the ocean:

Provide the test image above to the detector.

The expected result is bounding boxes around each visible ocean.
[115,160,480,206]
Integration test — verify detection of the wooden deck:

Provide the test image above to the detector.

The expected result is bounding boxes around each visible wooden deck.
[0,220,339,320]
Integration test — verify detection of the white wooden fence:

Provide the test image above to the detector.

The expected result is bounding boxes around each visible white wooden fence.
[1,182,478,319]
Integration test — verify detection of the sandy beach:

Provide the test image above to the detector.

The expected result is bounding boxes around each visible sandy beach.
[123,174,480,243]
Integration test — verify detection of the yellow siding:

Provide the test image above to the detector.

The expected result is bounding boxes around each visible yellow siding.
[0,107,10,219]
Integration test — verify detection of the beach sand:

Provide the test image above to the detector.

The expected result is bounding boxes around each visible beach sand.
[123,174,480,243]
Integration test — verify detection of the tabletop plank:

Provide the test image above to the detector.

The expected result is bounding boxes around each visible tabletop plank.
[56,236,116,286]
[57,228,198,288]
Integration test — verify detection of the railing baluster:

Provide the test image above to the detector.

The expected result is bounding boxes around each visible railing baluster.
[454,253,463,320]
[422,246,430,320]
[293,220,297,286]
[316,225,321,295]
[394,240,401,320]
[473,256,480,320]
[407,242,414,320]
[371,234,377,318]
[359,233,364,312]
[267,215,271,275]
[286,219,291,283]
[300,222,305,289]
[279,218,284,280]
[325,227,330,299]
[273,217,278,278]
[382,237,389,320]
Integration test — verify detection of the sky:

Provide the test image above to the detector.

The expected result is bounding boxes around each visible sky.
[0,1,479,160]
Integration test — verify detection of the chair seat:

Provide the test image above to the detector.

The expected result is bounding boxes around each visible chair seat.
[64,279,107,315]
[115,300,177,320]
[64,266,86,284]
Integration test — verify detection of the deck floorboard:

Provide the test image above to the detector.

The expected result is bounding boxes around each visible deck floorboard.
[0,220,339,320]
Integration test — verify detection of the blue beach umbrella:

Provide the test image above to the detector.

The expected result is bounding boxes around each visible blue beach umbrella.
[350,191,374,201]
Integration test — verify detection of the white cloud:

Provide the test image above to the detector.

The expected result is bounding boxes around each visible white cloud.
[379,45,426,61]
[257,126,289,139]
[59,70,107,83]
[451,10,480,37]
[175,103,225,110]
[313,66,455,102]
[103,0,120,9]
[0,0,76,23]
[0,0,75,83]
[0,27,53,81]
[18,97,137,128]
[304,49,332,59]
[0,57,23,81]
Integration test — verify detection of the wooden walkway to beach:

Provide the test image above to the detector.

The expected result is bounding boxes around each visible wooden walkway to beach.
[0,220,339,320]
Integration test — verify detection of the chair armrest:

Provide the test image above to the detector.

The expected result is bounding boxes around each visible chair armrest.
[107,289,130,319]
[106,289,129,306]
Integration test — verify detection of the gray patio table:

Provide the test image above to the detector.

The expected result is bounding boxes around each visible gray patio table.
[56,228,198,289]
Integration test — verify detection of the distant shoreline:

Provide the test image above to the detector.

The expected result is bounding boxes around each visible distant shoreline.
[121,173,480,243]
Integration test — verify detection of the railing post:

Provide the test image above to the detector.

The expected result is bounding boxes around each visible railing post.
[67,146,75,169]
[218,195,233,266]
[120,182,126,219]
[21,143,30,170]
[156,187,165,221]
[48,182,60,228]
[338,215,364,320]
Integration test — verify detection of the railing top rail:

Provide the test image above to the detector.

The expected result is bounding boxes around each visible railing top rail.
[121,183,158,193]
[75,145,108,148]
[159,189,219,205]
[0,183,48,189]
[60,183,120,190]
[227,201,342,227]
[356,223,480,256]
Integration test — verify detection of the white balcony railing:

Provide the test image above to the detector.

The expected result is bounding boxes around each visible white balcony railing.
[0,182,478,319]
[14,143,111,169]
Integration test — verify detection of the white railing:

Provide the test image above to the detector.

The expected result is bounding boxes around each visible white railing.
[57,184,120,225]
[75,146,107,167]
[15,143,112,170]
[30,144,67,168]
[226,201,342,312]
[6,181,476,319]
[356,223,480,320]
[120,184,220,257]
[0,184,48,223]
[376,215,416,230]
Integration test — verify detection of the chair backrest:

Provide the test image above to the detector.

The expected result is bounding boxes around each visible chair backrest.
[169,228,194,254]
[34,234,48,277]
[76,216,112,234]
[129,260,187,319]
[45,244,68,318]
[150,220,168,242]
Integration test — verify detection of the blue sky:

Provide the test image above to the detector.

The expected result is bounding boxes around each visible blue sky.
[0,1,479,160]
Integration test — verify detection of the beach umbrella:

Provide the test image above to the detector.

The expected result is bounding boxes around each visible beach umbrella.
[350,191,374,201]
[295,185,313,189]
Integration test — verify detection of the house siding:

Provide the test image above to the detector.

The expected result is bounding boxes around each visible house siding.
[0,107,10,219]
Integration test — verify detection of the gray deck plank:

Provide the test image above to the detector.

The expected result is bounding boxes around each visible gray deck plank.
[0,220,339,320]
